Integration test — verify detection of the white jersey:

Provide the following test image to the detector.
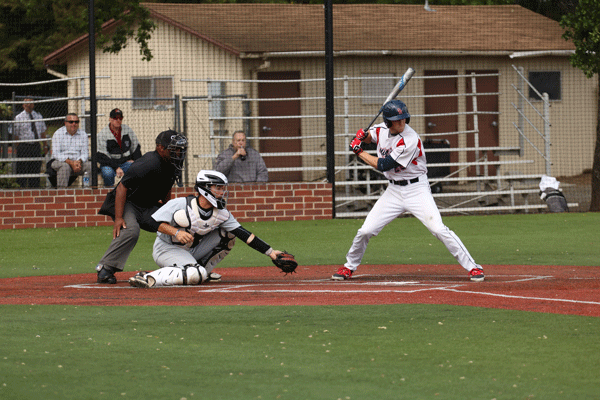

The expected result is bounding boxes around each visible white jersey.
[152,196,240,247]
[368,122,428,181]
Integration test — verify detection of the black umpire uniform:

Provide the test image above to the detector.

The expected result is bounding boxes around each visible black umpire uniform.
[96,130,188,284]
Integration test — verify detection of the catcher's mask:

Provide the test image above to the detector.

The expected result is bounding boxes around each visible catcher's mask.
[195,170,229,209]
[382,99,410,127]
[156,130,188,171]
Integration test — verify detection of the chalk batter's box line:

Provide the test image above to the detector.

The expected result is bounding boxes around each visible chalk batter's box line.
[63,276,600,306]
[439,288,600,306]
[64,274,552,291]
[198,280,600,306]
[197,274,553,294]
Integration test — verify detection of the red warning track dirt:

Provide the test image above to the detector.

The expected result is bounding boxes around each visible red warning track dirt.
[1,264,599,317]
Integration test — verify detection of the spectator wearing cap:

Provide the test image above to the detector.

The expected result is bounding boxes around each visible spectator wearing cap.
[96,108,142,187]
[96,130,188,284]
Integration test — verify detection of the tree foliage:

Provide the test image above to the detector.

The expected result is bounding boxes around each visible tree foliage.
[0,0,155,73]
[0,0,573,76]
[560,0,600,78]
[560,0,600,211]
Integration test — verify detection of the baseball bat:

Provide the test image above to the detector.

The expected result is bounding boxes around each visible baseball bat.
[363,67,415,132]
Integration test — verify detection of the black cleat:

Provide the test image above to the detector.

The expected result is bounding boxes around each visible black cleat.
[96,265,117,284]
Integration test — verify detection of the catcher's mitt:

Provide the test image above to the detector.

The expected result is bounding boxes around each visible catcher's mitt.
[272,251,298,274]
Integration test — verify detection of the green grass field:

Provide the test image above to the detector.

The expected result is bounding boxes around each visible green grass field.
[1,213,599,399]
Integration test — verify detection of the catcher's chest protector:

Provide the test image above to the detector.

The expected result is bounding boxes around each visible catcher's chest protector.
[186,195,231,236]
[172,196,231,248]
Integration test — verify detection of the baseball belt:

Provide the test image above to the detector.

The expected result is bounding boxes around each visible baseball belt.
[389,177,420,186]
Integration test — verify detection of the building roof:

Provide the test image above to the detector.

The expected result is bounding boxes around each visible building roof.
[45,4,573,65]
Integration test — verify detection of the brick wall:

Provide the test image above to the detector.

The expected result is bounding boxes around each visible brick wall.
[0,182,332,230]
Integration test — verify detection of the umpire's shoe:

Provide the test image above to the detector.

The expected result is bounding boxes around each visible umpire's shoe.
[96,265,117,284]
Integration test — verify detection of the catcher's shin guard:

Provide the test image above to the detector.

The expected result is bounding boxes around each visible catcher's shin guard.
[199,229,236,273]
[146,264,208,287]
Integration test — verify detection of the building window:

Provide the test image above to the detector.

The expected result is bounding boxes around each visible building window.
[207,81,226,119]
[361,73,395,105]
[528,71,561,101]
[132,77,174,109]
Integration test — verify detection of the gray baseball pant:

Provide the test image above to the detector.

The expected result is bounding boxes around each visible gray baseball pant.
[98,202,145,271]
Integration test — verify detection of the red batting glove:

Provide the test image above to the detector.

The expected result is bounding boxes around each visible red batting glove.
[356,128,368,141]
[350,137,363,155]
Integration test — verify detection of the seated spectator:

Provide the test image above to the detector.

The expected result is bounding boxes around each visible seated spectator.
[50,113,92,187]
[214,130,268,183]
[97,108,142,187]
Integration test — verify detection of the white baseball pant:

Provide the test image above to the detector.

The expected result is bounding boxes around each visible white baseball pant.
[345,176,480,272]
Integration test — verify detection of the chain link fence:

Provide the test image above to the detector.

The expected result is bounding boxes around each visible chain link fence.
[1,3,595,216]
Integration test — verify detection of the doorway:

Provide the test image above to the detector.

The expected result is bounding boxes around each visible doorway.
[424,70,459,174]
[465,70,500,176]
[257,71,302,182]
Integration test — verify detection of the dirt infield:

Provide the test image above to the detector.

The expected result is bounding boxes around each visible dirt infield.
[1,264,599,317]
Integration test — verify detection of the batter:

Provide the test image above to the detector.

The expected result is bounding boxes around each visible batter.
[332,100,484,282]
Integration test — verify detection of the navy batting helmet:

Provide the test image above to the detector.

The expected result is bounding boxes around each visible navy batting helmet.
[382,100,410,126]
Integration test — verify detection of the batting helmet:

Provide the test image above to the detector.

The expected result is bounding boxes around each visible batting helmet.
[382,100,410,126]
[195,170,229,209]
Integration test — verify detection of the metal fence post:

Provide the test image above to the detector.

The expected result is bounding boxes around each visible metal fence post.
[174,94,180,133]
[470,73,482,192]
[518,67,525,157]
[543,92,551,176]
[325,0,335,218]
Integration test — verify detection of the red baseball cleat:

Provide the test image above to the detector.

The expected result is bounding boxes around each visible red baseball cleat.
[332,266,353,281]
[468,267,485,282]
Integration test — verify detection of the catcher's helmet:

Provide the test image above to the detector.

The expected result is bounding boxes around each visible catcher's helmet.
[195,170,229,209]
[382,100,410,126]
[156,130,188,171]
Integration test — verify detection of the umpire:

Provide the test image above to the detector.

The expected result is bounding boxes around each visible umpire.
[96,130,188,284]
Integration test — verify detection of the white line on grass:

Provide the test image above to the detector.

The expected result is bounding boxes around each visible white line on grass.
[438,288,600,306]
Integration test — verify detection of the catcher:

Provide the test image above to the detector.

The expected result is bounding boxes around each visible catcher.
[129,170,297,288]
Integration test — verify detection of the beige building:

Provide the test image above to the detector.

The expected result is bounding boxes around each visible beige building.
[44,4,595,184]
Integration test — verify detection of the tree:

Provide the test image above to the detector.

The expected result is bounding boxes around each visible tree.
[561,1,600,211]
[0,0,155,72]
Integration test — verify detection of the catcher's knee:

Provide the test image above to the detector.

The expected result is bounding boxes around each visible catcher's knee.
[146,264,208,287]
[183,264,208,285]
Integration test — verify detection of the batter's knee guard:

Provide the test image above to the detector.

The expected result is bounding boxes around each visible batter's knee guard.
[199,229,236,273]
[146,264,208,287]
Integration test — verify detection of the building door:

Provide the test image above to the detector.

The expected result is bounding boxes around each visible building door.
[424,70,459,174]
[465,70,500,176]
[258,71,302,182]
